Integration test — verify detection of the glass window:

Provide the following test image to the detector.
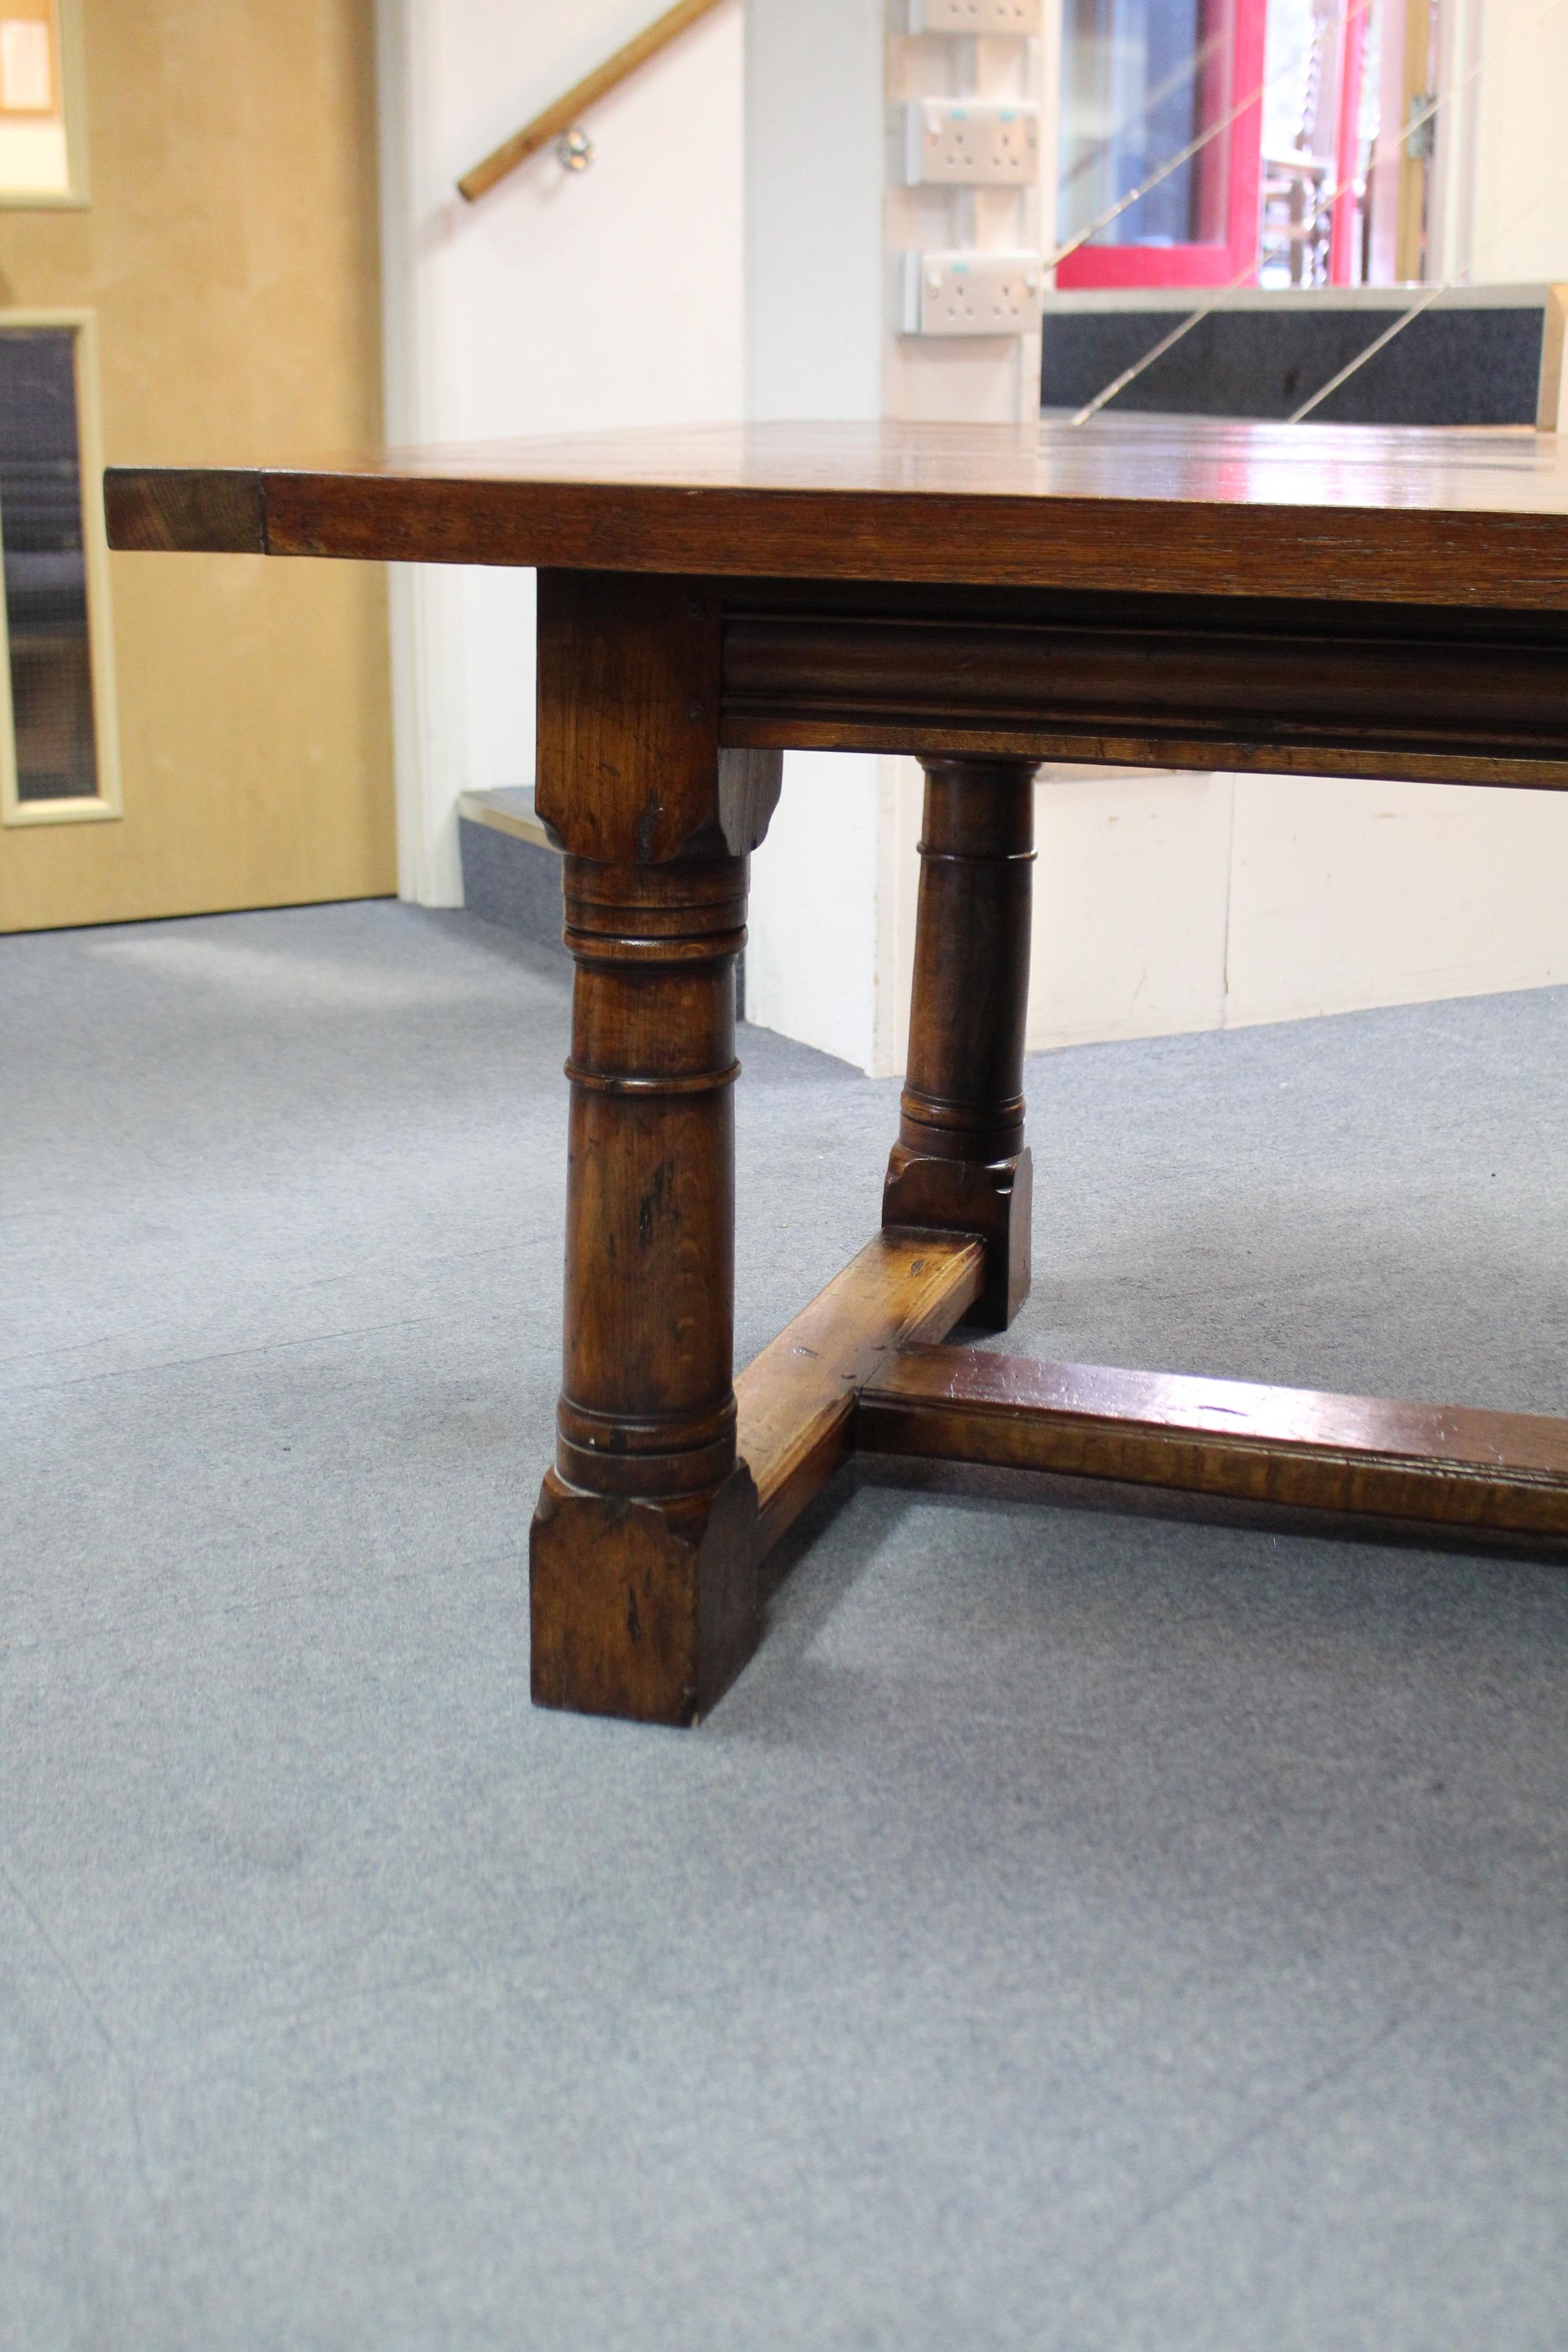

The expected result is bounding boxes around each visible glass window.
[1059,0,1230,254]
[0,0,81,203]
[0,325,97,800]
[1258,0,1377,285]
[1056,0,1267,287]
[1055,0,1415,291]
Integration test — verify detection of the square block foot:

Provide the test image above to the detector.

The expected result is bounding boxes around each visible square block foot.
[529,1465,760,1726]
[883,1144,1032,1330]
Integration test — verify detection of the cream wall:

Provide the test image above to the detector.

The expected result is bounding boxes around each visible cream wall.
[757,756,1568,1068]
[1028,772,1568,1049]
[376,0,745,904]
[1445,0,1568,284]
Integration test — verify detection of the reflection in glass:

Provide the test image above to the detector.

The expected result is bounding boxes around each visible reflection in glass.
[1058,0,1232,252]
[0,327,97,800]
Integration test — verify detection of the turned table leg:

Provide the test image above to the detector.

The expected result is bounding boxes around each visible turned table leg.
[529,851,759,1725]
[883,755,1039,1330]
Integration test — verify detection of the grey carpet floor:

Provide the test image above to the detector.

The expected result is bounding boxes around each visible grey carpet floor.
[3,898,1565,2352]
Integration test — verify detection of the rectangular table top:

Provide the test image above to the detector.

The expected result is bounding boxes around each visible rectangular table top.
[105,414,1568,610]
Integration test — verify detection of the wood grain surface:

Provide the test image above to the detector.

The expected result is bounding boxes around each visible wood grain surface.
[532,570,785,868]
[720,601,1568,786]
[736,1228,985,1558]
[552,851,748,1503]
[101,406,1568,1723]
[530,847,759,1726]
[534,572,725,864]
[883,759,1038,1329]
[103,416,1568,609]
[860,1348,1568,1538]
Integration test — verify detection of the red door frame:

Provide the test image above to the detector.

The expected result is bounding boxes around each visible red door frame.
[1056,0,1269,291]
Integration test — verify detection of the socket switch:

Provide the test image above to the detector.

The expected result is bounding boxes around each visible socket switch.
[900,249,1043,337]
[907,0,1045,32]
[903,99,1040,186]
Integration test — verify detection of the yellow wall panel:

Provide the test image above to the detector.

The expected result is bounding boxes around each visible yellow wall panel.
[0,0,394,933]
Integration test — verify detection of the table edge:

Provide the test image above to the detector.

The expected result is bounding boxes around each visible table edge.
[101,463,1568,610]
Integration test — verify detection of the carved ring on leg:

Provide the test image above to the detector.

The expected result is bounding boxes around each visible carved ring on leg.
[529,853,760,1726]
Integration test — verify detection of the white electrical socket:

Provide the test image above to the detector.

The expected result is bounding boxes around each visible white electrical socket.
[906,0,1045,33]
[900,249,1043,337]
[903,99,1040,186]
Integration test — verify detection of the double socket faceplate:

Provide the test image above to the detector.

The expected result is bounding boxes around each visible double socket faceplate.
[906,0,1045,30]
[899,0,1044,342]
[902,99,1041,186]
[898,250,1043,336]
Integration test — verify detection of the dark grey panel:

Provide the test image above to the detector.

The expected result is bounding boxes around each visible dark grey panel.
[1041,304,1547,427]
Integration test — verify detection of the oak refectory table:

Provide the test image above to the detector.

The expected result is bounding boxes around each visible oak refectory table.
[105,417,1568,1724]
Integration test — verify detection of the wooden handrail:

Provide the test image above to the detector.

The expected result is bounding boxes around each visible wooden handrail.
[457,0,728,203]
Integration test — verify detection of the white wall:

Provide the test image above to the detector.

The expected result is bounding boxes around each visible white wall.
[1456,0,1568,284]
[1024,770,1568,1050]
[744,0,885,423]
[742,0,1568,1079]
[378,0,1568,1075]
[741,0,883,1066]
[376,0,745,903]
[742,0,1043,1075]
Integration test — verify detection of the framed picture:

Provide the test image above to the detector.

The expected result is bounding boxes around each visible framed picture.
[0,0,87,209]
